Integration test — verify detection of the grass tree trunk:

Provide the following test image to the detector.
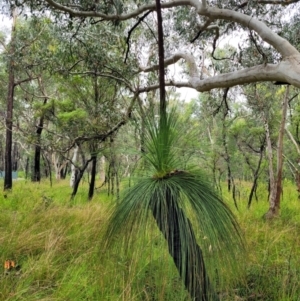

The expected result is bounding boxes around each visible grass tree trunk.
[152,185,218,301]
[265,86,289,219]
[4,9,17,190]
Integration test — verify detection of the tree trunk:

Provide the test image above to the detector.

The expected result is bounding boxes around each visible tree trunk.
[265,86,289,219]
[43,153,52,186]
[285,129,300,198]
[12,142,18,171]
[61,163,68,179]
[247,142,265,209]
[25,156,29,179]
[70,144,79,187]
[151,186,219,301]
[99,155,106,184]
[0,139,4,171]
[88,154,97,200]
[32,103,46,182]
[71,169,82,199]
[4,9,17,190]
[71,157,93,199]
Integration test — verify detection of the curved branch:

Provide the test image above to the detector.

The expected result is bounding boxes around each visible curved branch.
[140,52,199,78]
[68,71,134,91]
[191,63,294,91]
[139,59,300,92]
[44,0,299,60]
[286,128,300,155]
[44,0,199,20]
[201,7,299,58]
[138,81,193,93]
[124,10,152,63]
[190,18,213,42]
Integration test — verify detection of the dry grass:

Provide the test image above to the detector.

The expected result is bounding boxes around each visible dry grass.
[0,179,300,300]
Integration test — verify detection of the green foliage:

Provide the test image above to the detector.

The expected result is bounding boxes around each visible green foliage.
[57,108,88,123]
[143,110,180,177]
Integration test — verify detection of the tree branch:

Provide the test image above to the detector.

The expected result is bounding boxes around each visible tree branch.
[63,92,138,151]
[14,76,38,86]
[44,0,299,59]
[139,60,300,92]
[139,51,199,78]
[124,11,152,63]
[286,128,300,155]
[202,6,299,58]
[44,0,199,20]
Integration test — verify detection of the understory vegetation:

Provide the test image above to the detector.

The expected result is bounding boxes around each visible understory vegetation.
[1,179,300,301]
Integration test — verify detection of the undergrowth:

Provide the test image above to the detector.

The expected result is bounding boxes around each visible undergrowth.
[0,179,300,300]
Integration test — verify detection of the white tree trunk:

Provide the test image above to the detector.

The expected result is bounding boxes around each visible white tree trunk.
[99,155,106,183]
[70,144,79,188]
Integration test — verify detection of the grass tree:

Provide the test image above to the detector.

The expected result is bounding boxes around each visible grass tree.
[105,110,244,300]
[105,0,244,300]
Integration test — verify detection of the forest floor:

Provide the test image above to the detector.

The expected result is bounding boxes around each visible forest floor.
[0,179,300,301]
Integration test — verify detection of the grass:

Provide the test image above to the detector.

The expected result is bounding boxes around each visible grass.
[1,178,300,300]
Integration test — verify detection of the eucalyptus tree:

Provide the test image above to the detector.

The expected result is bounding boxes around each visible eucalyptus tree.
[1,0,298,91]
[43,20,138,198]
[242,83,295,217]
[1,11,49,188]
[4,1,300,190]
[1,16,70,183]
[3,8,17,190]
[230,113,267,208]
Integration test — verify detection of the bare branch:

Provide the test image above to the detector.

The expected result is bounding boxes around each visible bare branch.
[190,18,213,43]
[202,7,299,58]
[14,76,38,86]
[139,59,300,92]
[124,11,152,63]
[137,81,192,93]
[286,128,300,155]
[140,52,199,78]
[44,0,199,20]
[191,63,287,91]
[68,71,134,91]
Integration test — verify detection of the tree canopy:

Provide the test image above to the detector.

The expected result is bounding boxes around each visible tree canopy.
[2,0,299,94]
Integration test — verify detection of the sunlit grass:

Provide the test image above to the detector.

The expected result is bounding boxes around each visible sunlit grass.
[0,179,300,300]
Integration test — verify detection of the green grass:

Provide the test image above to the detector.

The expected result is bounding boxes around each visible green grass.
[0,179,300,300]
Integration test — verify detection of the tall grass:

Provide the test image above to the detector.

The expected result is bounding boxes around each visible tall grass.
[0,179,300,300]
